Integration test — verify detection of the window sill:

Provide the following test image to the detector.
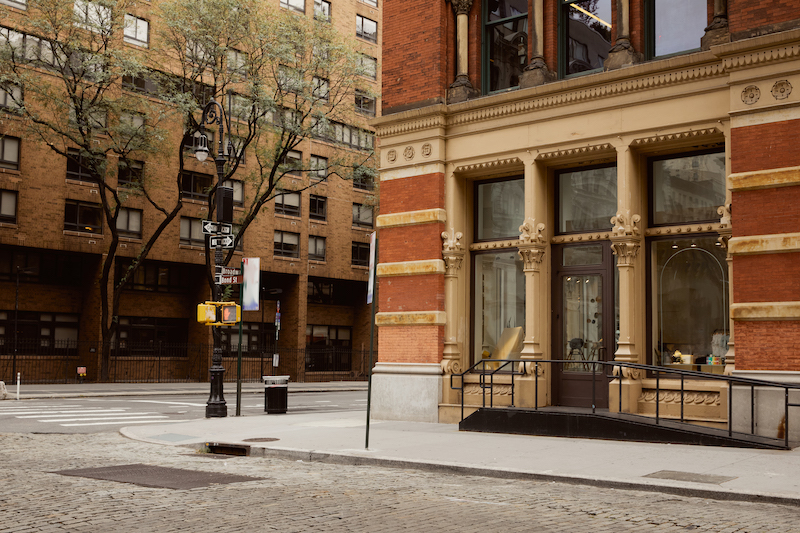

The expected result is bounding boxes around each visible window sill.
[123,39,149,48]
[179,243,205,250]
[351,264,369,270]
[353,225,374,231]
[0,167,21,177]
[275,213,302,221]
[274,255,300,262]
[64,230,103,238]
[309,259,326,265]
[119,236,142,243]
[309,218,327,225]
[66,178,100,188]
[0,221,18,229]
[181,198,209,206]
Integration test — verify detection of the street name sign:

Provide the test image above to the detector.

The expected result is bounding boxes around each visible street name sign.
[216,274,243,285]
[216,265,241,276]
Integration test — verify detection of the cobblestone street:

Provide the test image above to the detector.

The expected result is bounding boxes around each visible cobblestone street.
[0,432,798,532]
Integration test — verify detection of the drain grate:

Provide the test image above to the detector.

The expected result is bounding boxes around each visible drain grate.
[54,464,263,490]
[242,437,280,443]
[643,470,737,485]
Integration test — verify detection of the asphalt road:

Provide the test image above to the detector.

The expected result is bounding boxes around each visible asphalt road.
[0,391,367,433]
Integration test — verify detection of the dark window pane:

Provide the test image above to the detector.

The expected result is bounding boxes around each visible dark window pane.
[487,17,527,91]
[557,166,616,234]
[488,0,528,21]
[565,0,612,75]
[651,152,725,225]
[476,178,524,240]
[563,244,603,266]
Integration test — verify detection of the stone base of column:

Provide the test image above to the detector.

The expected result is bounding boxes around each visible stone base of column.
[447,75,478,104]
[608,375,643,414]
[603,42,643,71]
[731,370,800,442]
[371,362,442,423]
[701,25,730,50]
[520,60,555,89]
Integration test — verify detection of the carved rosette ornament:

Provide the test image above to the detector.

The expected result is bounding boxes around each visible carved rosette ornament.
[612,365,643,380]
[449,0,473,15]
[441,358,462,374]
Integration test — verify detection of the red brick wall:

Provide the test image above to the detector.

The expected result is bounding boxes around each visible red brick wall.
[731,120,800,174]
[732,186,800,238]
[382,0,449,111]
[379,173,446,214]
[734,320,800,371]
[728,0,800,35]
[379,274,445,313]
[734,253,800,303]
[378,325,444,364]
[380,223,446,263]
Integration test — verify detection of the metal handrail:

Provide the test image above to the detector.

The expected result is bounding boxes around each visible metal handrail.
[451,358,800,448]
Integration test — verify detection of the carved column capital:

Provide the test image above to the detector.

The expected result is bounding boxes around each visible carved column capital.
[443,253,464,275]
[518,246,545,272]
[442,228,463,253]
[610,240,640,266]
[519,219,547,246]
[610,211,641,237]
[449,0,473,16]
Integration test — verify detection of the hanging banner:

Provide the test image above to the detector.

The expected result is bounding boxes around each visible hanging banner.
[242,257,260,311]
[367,231,377,304]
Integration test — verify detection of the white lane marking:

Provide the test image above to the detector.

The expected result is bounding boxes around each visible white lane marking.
[315,401,332,403]
[20,412,154,420]
[129,400,207,407]
[60,419,175,427]
[13,410,129,417]
[354,400,368,402]
[0,404,82,409]
[39,415,169,423]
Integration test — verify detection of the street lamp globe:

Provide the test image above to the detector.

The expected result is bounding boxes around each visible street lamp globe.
[194,133,210,162]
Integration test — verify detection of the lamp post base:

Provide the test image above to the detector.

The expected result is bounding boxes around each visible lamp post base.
[206,359,227,418]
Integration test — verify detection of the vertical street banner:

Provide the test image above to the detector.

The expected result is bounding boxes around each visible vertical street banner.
[242,257,260,311]
[367,231,377,304]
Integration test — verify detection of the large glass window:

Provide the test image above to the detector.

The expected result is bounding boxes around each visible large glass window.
[64,200,102,233]
[651,237,728,373]
[557,165,616,234]
[560,0,612,77]
[475,177,524,241]
[0,136,20,170]
[646,0,706,58]
[483,0,528,93]
[473,250,525,365]
[274,230,300,258]
[650,150,726,226]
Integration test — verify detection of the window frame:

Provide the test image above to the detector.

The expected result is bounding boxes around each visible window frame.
[314,0,331,21]
[0,84,22,111]
[0,136,20,170]
[0,189,17,224]
[351,241,370,266]
[356,14,378,43]
[473,175,525,242]
[275,190,301,217]
[64,200,103,234]
[481,0,529,94]
[280,0,305,13]
[223,179,244,207]
[274,230,300,258]
[118,159,143,187]
[310,155,328,181]
[179,217,205,247]
[355,90,376,116]
[116,207,142,239]
[352,203,374,228]
[644,0,706,60]
[554,163,617,236]
[557,0,613,79]
[123,14,149,47]
[360,54,378,79]
[66,148,104,182]
[180,170,214,201]
[308,235,326,261]
[309,194,327,221]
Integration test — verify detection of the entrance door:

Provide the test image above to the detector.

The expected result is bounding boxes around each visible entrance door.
[552,244,614,408]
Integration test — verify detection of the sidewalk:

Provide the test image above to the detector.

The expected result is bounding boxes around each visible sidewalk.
[0,381,367,400]
[121,407,800,507]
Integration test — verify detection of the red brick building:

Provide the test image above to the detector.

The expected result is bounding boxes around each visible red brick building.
[372,0,800,440]
[0,0,381,384]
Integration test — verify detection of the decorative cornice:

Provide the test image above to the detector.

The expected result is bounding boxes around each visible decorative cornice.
[631,128,723,146]
[539,143,613,160]
[375,311,447,326]
[376,209,447,229]
[469,239,519,251]
[551,232,611,244]
[376,259,445,277]
[721,41,800,71]
[374,114,447,138]
[644,223,722,237]
[453,157,522,174]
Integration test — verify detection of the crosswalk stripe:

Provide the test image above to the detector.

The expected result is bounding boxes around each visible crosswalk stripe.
[39,415,169,423]
[18,411,149,419]
[60,419,175,427]
[12,409,129,417]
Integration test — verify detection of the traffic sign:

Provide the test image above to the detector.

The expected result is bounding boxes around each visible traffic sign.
[216,274,243,285]
[202,220,233,235]
[210,235,235,248]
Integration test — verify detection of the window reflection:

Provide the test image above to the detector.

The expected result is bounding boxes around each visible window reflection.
[476,177,524,240]
[564,0,612,75]
[473,251,525,366]
[651,151,725,225]
[557,165,616,234]
[485,0,528,92]
[652,237,728,372]
[652,0,706,57]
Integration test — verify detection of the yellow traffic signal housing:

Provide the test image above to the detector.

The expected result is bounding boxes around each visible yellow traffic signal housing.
[197,302,217,324]
[219,302,241,324]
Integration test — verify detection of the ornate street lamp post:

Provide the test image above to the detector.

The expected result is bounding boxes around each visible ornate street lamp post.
[195,97,232,418]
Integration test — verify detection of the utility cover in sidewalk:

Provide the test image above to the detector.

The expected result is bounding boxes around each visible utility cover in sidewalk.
[54,464,263,490]
[643,470,736,485]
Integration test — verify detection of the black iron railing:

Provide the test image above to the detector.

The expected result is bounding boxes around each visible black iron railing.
[451,359,800,449]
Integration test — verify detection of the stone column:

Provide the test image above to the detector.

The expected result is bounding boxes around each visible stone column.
[518,221,546,366]
[447,0,478,103]
[604,0,642,71]
[520,0,554,88]
[701,0,729,50]
[441,228,464,375]
[718,204,735,374]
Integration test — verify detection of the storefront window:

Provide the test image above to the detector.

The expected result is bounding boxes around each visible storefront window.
[475,177,524,240]
[651,151,726,226]
[557,165,616,234]
[651,237,728,372]
[472,250,525,366]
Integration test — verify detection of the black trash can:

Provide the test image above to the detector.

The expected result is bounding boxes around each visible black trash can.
[263,375,289,414]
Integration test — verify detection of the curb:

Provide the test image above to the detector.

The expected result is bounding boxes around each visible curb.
[185,442,800,508]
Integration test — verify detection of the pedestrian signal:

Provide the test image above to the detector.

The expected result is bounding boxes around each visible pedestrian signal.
[220,303,241,325]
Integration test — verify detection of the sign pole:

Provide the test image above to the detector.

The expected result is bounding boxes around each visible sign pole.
[365,231,377,449]
[236,259,244,416]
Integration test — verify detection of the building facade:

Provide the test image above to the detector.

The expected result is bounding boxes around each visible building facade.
[372,0,800,440]
[0,0,381,383]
